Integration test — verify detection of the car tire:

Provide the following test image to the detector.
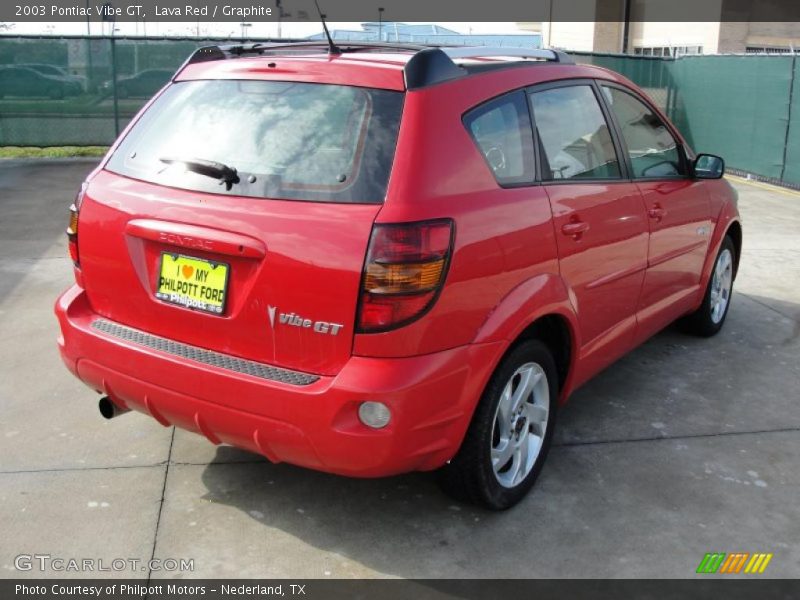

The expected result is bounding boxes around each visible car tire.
[437,339,558,510]
[683,235,736,337]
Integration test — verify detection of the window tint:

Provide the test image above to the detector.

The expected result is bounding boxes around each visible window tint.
[601,86,684,178]
[106,80,404,203]
[530,85,621,181]
[463,92,535,186]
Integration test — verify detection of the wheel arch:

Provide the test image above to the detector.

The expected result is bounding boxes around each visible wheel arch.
[472,273,580,402]
[513,314,574,399]
[726,220,742,279]
[700,202,742,291]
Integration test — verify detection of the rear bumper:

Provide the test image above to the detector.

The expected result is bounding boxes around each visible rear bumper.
[55,285,504,477]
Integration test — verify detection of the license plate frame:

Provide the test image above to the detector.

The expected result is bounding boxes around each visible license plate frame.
[155,252,230,316]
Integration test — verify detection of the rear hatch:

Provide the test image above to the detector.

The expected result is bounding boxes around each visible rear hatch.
[77,78,404,376]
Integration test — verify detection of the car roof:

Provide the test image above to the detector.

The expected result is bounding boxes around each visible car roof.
[175,44,630,93]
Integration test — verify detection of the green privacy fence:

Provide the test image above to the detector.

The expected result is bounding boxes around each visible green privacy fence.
[574,51,799,186]
[667,55,796,183]
[785,57,800,185]
[1,36,798,186]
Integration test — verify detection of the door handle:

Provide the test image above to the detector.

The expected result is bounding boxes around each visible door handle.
[648,206,667,221]
[561,221,590,239]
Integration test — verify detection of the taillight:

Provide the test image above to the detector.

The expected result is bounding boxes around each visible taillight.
[67,183,87,267]
[357,219,454,332]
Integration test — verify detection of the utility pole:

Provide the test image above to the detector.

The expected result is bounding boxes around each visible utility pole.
[378,7,384,42]
[106,13,120,137]
[622,0,632,53]
[84,0,92,93]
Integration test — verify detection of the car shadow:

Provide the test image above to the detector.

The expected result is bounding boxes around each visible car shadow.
[198,445,518,578]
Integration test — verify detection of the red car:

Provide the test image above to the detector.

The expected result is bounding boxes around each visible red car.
[56,43,741,509]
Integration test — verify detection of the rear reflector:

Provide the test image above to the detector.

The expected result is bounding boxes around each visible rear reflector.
[67,203,79,266]
[357,219,453,333]
[67,182,87,268]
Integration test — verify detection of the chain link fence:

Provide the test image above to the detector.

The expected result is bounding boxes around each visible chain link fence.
[1,36,798,187]
[0,36,272,145]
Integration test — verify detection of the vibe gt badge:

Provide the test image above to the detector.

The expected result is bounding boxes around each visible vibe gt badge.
[267,305,344,336]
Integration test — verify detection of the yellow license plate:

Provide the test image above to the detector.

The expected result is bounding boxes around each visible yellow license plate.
[156,253,229,315]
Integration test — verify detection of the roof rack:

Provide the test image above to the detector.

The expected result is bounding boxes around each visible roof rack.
[441,47,573,62]
[185,40,429,64]
[180,42,575,90]
[404,47,573,89]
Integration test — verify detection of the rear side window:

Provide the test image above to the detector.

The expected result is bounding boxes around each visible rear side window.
[463,92,535,186]
[106,80,404,203]
[529,85,621,181]
[601,85,685,178]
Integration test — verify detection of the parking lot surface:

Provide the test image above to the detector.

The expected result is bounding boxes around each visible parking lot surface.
[1,160,798,579]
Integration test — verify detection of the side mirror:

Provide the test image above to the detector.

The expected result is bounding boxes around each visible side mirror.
[693,153,725,179]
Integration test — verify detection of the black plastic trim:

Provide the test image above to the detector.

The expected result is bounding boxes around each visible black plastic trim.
[91,319,320,386]
[404,48,467,90]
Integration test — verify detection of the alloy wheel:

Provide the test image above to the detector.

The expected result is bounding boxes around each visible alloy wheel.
[490,362,550,488]
[710,248,733,324]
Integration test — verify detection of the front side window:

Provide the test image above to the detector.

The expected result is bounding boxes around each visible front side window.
[601,85,685,178]
[106,80,404,203]
[463,91,535,186]
[529,85,621,181]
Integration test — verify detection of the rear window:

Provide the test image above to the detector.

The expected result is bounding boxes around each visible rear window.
[106,80,404,203]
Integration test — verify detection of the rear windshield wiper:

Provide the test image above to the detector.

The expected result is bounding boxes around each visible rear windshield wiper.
[159,157,241,190]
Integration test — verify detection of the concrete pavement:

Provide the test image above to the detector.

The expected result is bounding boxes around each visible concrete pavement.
[0,161,797,579]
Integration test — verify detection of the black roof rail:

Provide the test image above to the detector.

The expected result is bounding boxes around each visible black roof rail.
[184,40,429,66]
[405,47,574,90]
[177,42,576,90]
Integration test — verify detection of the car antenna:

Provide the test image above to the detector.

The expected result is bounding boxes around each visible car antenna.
[313,0,340,55]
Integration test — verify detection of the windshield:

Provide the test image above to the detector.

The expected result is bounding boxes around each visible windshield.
[106,79,404,203]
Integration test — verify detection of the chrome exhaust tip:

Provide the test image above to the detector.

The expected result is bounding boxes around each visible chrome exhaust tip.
[98,396,130,419]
